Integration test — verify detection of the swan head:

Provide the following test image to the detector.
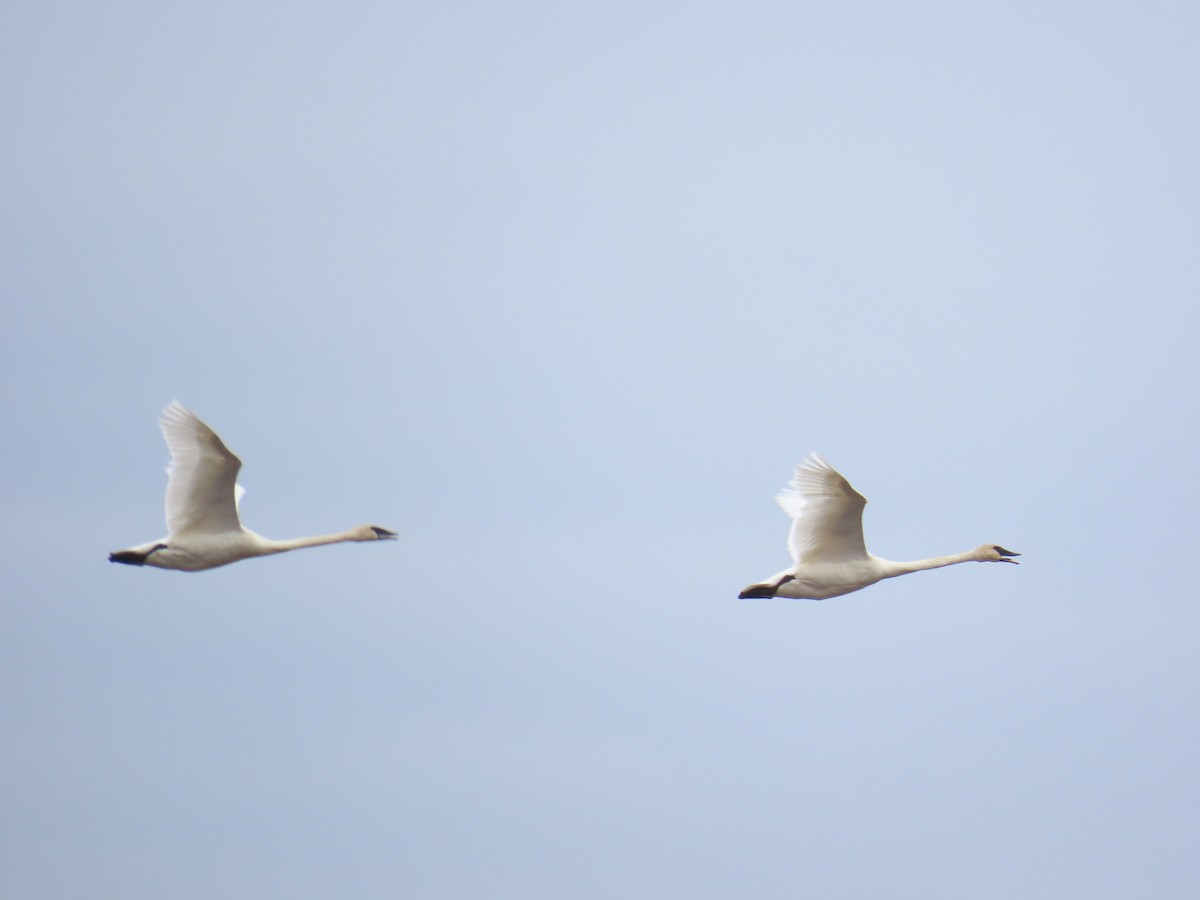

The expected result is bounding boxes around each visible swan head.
[355,525,398,541]
[978,544,1020,563]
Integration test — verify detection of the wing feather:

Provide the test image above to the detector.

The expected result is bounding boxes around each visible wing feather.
[775,453,869,564]
[159,401,244,536]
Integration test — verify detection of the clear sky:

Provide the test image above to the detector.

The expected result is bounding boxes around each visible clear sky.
[4,1,1199,897]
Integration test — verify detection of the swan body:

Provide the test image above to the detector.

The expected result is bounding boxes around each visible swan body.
[110,402,396,572]
[739,453,1018,600]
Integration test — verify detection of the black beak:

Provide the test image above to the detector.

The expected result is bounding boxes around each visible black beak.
[371,527,398,540]
[994,546,1020,563]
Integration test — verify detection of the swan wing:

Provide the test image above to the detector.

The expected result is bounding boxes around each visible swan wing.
[775,453,868,564]
[159,401,244,536]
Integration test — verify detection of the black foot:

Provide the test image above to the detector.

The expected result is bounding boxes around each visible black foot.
[108,543,167,566]
[738,583,777,599]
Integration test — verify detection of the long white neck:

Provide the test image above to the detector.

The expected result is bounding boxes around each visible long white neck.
[257,530,364,555]
[876,548,981,579]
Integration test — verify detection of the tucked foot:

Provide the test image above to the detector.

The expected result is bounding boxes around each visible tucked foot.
[108,543,167,566]
[738,583,777,599]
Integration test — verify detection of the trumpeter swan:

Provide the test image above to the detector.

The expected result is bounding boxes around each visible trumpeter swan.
[109,401,397,571]
[739,453,1018,600]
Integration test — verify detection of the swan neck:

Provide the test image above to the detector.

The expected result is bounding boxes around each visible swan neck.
[879,550,976,578]
[260,531,357,554]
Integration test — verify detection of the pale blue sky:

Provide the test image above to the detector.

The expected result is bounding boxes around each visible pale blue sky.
[4,1,1199,897]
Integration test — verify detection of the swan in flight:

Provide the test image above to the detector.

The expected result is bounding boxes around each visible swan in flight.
[109,401,397,571]
[739,453,1018,600]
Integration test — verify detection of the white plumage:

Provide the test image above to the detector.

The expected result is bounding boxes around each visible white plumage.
[110,402,396,572]
[739,453,1018,600]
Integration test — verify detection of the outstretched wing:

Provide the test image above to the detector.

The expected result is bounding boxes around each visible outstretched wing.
[159,401,243,537]
[775,453,869,564]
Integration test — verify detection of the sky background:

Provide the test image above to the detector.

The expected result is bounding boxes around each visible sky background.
[3,1,1199,897]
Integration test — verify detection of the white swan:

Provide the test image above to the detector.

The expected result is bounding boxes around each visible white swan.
[739,453,1018,600]
[109,401,397,572]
